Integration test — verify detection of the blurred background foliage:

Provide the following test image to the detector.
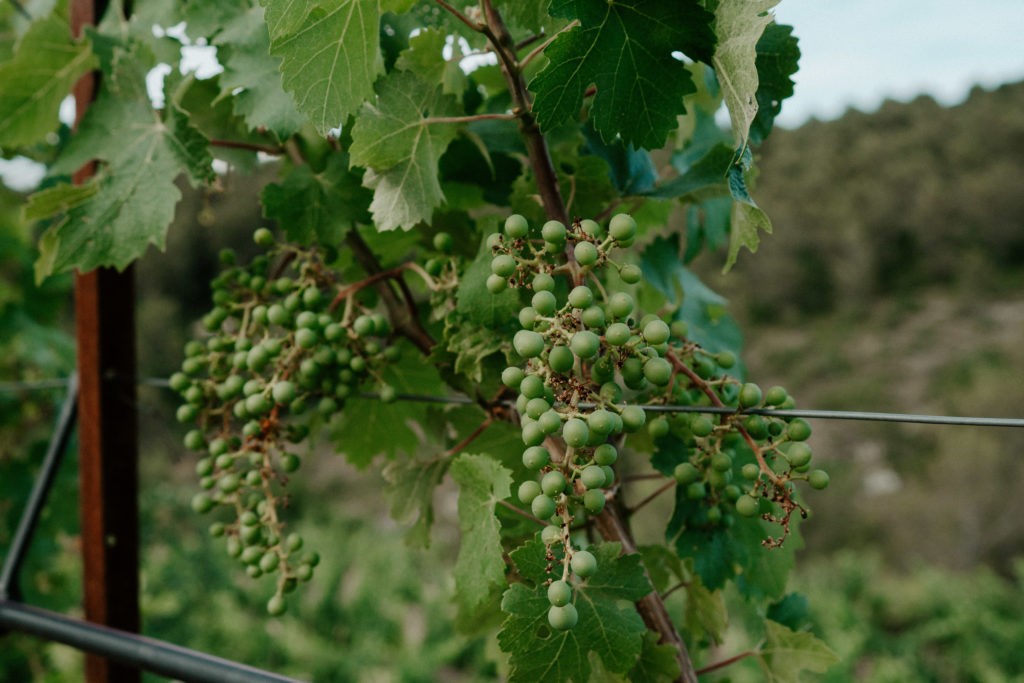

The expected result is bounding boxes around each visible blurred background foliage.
[3,80,1024,680]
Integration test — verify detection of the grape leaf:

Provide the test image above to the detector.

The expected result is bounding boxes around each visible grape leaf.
[499,540,651,682]
[628,631,681,682]
[581,121,657,195]
[33,91,213,279]
[749,23,800,145]
[456,225,521,328]
[497,0,552,34]
[260,0,382,135]
[215,4,304,141]
[640,234,744,359]
[381,454,450,546]
[261,152,371,246]
[328,350,445,467]
[530,0,714,149]
[349,70,461,231]
[450,453,513,622]
[642,142,733,200]
[724,162,772,272]
[0,13,98,147]
[394,27,467,96]
[731,513,801,601]
[22,183,98,221]
[712,0,779,152]
[759,619,840,681]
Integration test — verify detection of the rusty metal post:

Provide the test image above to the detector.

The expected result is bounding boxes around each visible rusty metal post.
[71,0,141,681]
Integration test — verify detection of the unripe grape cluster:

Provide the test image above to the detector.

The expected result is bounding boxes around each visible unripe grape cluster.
[490,214,829,628]
[172,228,402,614]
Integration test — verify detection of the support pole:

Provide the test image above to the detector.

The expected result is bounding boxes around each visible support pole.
[70,0,141,680]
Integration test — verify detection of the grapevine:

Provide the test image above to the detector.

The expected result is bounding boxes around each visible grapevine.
[6,0,843,679]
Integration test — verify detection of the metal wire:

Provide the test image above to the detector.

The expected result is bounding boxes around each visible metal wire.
[3,377,1023,428]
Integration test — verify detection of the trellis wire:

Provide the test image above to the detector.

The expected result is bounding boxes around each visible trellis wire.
[3,377,1023,428]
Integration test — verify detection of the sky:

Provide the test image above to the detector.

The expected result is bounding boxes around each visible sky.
[771,0,1024,126]
[3,2,1024,189]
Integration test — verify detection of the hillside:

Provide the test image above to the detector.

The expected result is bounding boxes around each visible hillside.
[688,81,1024,572]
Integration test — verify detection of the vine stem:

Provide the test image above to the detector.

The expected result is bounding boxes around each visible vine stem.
[343,230,435,355]
[627,480,675,515]
[519,20,578,68]
[497,499,546,526]
[445,416,493,457]
[667,350,781,484]
[209,138,284,155]
[694,650,758,676]
[421,113,517,124]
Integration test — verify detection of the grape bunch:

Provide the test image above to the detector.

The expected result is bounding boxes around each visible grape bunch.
[170,228,402,614]
[488,214,830,629]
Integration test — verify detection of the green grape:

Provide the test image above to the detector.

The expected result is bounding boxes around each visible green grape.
[570,550,597,577]
[353,314,374,337]
[724,484,742,501]
[246,346,270,371]
[225,537,242,558]
[196,458,214,477]
[317,396,338,415]
[786,418,812,441]
[523,446,551,470]
[574,241,598,266]
[184,429,205,451]
[541,525,562,545]
[583,489,606,514]
[245,393,271,415]
[642,320,670,345]
[716,351,736,369]
[580,465,606,489]
[267,304,289,326]
[485,233,502,250]
[593,444,618,465]
[686,481,707,500]
[691,415,714,437]
[673,462,699,485]
[513,330,545,358]
[191,493,215,514]
[169,372,190,392]
[349,356,366,373]
[538,410,562,435]
[786,442,813,468]
[486,274,507,293]
[217,473,241,493]
[209,522,226,537]
[518,480,542,504]
[620,264,642,284]
[519,374,545,399]
[547,579,573,607]
[266,594,287,616]
[433,232,453,252]
[491,254,516,277]
[522,422,545,447]
[580,305,605,329]
[648,417,670,438]
[580,218,603,237]
[272,381,296,405]
[526,397,551,419]
[741,463,760,481]
[587,409,614,435]
[541,220,566,243]
[181,357,203,376]
[240,546,263,564]
[608,214,637,241]
[296,565,314,582]
[605,322,631,346]
[532,290,557,316]
[643,357,672,385]
[541,470,567,496]
[599,381,622,403]
[295,311,317,329]
[176,404,198,423]
[764,385,788,406]
[735,495,760,517]
[590,358,615,384]
[505,214,529,238]
[711,452,733,472]
[620,406,646,432]
[743,415,768,439]
[608,292,635,319]
[694,356,716,379]
[519,306,538,329]
[259,552,280,573]
[808,469,830,489]
[548,604,578,631]
[379,385,397,403]
[280,453,300,473]
[738,383,763,408]
[502,366,525,388]
[532,273,555,292]
[570,331,600,359]
[600,465,615,487]
[302,287,322,308]
[562,418,589,448]
[568,285,593,309]
[531,494,557,519]
[548,345,575,373]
